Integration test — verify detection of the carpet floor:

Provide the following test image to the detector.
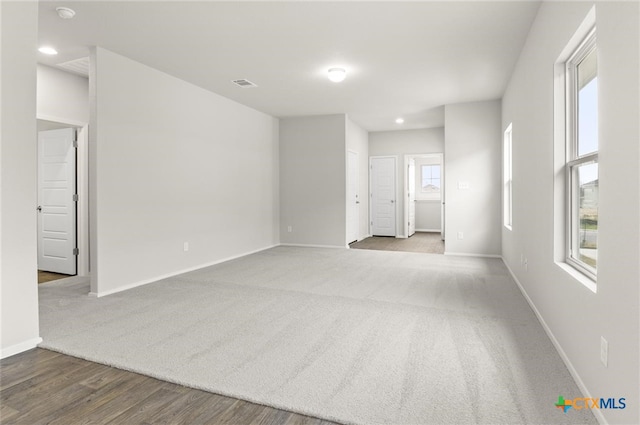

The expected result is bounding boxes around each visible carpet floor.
[38,246,596,425]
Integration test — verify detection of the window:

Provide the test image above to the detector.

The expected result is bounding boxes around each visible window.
[503,123,513,230]
[421,164,441,198]
[565,29,598,280]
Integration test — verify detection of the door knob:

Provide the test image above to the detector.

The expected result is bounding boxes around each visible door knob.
[391,200,395,203]
[37,206,42,212]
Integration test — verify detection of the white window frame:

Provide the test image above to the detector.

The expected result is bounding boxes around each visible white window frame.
[503,123,513,230]
[564,28,598,282]
[419,163,441,201]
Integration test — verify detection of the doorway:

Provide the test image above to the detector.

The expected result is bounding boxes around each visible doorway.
[404,153,444,244]
[36,118,89,283]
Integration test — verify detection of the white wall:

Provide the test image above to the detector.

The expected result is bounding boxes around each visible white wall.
[90,47,279,296]
[502,3,639,424]
[279,114,346,247]
[37,64,89,123]
[0,1,42,358]
[444,100,501,256]
[369,128,444,237]
[346,117,369,241]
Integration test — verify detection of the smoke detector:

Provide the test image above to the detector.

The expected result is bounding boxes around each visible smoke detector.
[56,7,76,19]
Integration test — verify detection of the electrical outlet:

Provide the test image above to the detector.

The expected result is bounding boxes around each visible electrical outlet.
[183,242,189,252]
[600,336,608,367]
[457,231,464,240]
[287,226,292,233]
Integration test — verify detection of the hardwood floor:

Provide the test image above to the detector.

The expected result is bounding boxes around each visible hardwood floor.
[0,348,339,425]
[349,231,445,254]
[38,270,73,284]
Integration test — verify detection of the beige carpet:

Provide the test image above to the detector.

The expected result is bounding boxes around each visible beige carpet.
[39,246,595,425]
[350,232,444,254]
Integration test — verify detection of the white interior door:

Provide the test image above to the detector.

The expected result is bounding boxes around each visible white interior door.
[371,157,396,237]
[38,128,77,275]
[347,150,359,244]
[407,158,416,237]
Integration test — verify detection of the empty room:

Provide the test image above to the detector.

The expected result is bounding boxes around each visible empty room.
[1,1,638,424]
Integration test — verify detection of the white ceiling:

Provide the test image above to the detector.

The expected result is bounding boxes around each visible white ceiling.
[37,1,541,132]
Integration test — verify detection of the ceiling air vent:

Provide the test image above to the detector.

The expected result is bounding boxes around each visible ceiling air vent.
[232,79,257,88]
[56,57,90,77]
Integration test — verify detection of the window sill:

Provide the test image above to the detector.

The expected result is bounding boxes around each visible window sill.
[555,261,597,293]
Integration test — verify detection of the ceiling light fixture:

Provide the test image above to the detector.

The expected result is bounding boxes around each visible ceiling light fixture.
[395,118,405,124]
[38,46,58,55]
[56,7,76,19]
[327,68,346,83]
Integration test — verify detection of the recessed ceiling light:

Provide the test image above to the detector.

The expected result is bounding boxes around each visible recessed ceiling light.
[38,46,58,55]
[327,68,346,83]
[56,7,76,19]
[395,118,405,124]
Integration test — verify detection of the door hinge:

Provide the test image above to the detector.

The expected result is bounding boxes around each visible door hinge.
[73,248,79,256]
[73,194,79,202]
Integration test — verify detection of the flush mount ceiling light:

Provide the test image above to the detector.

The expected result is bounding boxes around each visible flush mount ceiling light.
[56,7,76,19]
[395,118,405,124]
[327,68,346,83]
[38,46,58,55]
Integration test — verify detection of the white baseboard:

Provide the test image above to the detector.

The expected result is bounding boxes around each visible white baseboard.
[501,259,607,425]
[444,252,502,258]
[415,228,441,232]
[92,244,280,298]
[1,337,43,359]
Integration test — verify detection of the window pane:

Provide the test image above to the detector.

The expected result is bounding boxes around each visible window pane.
[577,49,598,156]
[421,165,441,194]
[575,162,598,270]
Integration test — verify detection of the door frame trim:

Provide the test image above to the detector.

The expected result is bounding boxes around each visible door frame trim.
[37,114,89,278]
[369,155,397,237]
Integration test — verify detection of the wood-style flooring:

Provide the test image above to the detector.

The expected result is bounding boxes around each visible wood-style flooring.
[38,270,72,284]
[0,348,339,425]
[349,231,444,254]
